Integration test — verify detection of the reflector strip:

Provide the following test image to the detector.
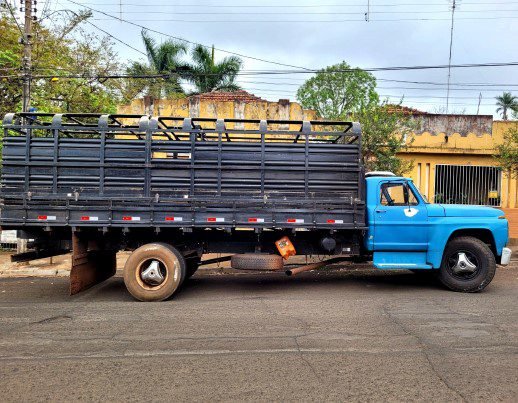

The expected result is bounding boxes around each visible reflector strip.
[165,216,183,222]
[38,215,56,221]
[81,216,99,221]
[287,218,304,224]
[122,216,141,221]
[327,219,344,224]
[207,217,225,222]
[248,218,265,223]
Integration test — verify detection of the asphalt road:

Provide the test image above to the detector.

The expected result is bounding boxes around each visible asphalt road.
[0,265,517,402]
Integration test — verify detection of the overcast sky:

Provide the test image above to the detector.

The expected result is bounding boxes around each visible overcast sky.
[35,0,518,117]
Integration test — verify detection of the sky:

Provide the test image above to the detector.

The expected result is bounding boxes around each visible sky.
[20,0,518,117]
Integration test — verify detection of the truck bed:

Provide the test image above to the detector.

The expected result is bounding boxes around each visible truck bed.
[0,113,366,230]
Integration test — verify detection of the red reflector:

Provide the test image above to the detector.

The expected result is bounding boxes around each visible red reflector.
[327,219,335,224]
[248,218,258,222]
[207,217,216,222]
[287,219,296,223]
[37,215,47,220]
[81,216,89,221]
[122,216,131,221]
[165,217,175,221]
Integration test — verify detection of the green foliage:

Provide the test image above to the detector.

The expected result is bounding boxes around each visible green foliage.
[185,45,242,94]
[496,126,518,177]
[352,101,416,176]
[0,16,23,114]
[296,62,412,175]
[0,11,121,116]
[125,30,188,100]
[495,92,518,120]
[296,61,379,119]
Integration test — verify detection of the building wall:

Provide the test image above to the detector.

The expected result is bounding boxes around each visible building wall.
[117,96,318,126]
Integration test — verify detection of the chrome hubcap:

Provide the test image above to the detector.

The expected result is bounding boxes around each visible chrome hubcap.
[140,260,165,286]
[451,252,477,275]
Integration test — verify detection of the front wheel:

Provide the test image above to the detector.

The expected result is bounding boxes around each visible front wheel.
[124,243,186,301]
[439,236,496,292]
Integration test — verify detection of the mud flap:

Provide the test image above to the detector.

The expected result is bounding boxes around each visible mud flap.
[70,232,116,295]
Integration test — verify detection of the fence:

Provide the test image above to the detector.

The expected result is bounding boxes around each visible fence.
[434,164,502,206]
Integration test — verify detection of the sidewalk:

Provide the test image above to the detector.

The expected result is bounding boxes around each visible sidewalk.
[0,251,236,278]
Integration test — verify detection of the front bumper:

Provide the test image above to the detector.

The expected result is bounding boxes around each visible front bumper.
[500,247,512,266]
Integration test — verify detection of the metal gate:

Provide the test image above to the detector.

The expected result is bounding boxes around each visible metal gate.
[434,164,502,206]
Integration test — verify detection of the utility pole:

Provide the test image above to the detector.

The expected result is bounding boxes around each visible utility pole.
[17,0,36,254]
[21,0,36,113]
[446,0,457,114]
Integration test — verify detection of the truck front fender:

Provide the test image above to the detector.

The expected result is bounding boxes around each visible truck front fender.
[427,218,506,268]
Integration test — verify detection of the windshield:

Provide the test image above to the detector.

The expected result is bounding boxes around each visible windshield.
[410,183,430,204]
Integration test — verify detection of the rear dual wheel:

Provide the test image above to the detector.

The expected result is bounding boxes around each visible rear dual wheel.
[124,243,186,302]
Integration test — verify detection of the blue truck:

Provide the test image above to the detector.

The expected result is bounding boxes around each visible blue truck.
[0,113,511,301]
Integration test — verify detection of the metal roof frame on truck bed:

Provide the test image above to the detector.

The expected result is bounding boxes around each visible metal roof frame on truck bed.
[0,113,366,230]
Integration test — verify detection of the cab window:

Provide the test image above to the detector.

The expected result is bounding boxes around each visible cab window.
[380,183,419,206]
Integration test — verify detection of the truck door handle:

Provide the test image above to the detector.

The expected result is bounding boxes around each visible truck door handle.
[375,209,387,213]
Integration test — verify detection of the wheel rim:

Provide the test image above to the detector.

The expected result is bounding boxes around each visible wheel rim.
[446,250,479,280]
[137,258,169,290]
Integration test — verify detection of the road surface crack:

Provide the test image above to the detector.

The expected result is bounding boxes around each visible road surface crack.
[383,305,468,402]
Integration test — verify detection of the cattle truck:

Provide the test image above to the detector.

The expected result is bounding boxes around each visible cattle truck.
[0,113,511,301]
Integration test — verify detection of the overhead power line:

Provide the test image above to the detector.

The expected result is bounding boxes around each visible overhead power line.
[3,60,517,80]
[73,9,518,15]
[89,16,518,23]
[76,1,518,7]
[68,11,146,56]
[4,0,25,36]
[64,0,313,71]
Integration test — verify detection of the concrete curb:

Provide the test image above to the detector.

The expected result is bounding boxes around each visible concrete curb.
[0,268,71,277]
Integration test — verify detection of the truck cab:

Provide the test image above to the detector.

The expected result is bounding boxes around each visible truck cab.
[364,175,511,292]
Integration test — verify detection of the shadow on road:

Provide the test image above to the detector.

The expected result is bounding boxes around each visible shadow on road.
[86,269,444,302]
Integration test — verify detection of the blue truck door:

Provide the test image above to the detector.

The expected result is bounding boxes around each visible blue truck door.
[373,181,428,251]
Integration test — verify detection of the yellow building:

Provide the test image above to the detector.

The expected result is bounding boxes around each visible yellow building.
[118,93,518,239]
[399,117,518,239]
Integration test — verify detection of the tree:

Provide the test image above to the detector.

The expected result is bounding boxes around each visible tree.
[186,45,242,94]
[496,127,518,178]
[126,30,188,100]
[296,61,379,119]
[352,101,416,176]
[495,92,518,120]
[0,11,121,115]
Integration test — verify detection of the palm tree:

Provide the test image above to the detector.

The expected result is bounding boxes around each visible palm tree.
[495,92,518,120]
[127,30,188,99]
[186,45,242,94]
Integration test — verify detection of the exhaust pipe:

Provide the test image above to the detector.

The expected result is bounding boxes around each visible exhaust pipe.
[285,257,346,276]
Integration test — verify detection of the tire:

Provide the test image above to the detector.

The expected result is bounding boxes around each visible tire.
[185,256,200,279]
[231,253,284,271]
[124,243,186,302]
[439,236,496,293]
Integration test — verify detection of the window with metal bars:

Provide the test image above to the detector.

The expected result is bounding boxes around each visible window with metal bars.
[434,164,502,206]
